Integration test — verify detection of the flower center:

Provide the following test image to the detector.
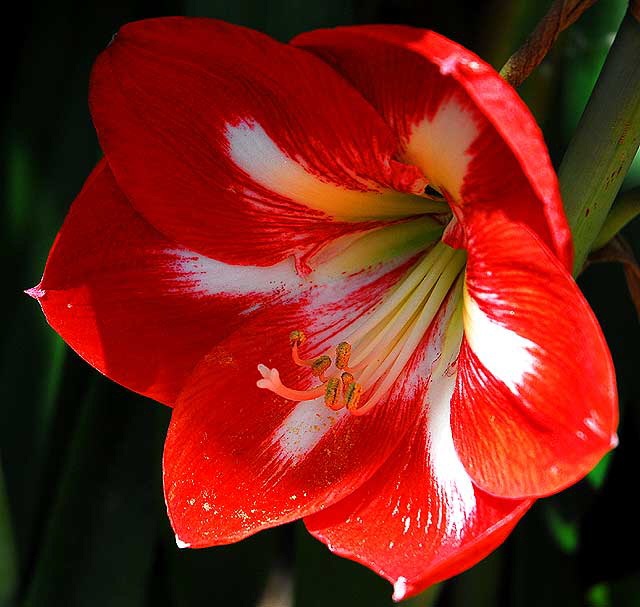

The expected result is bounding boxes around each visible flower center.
[257,241,466,415]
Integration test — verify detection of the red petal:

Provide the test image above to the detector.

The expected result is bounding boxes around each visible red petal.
[453,212,618,498]
[293,25,572,270]
[304,295,530,600]
[33,160,326,405]
[90,18,428,267]
[163,257,427,547]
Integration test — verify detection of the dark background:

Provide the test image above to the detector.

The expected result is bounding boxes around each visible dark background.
[2,0,639,605]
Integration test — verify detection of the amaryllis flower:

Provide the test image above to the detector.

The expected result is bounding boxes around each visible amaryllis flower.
[30,17,617,599]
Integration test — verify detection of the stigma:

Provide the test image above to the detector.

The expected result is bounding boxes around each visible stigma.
[257,332,364,413]
[256,241,467,416]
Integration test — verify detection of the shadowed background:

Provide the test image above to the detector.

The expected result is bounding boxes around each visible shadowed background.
[3,0,640,605]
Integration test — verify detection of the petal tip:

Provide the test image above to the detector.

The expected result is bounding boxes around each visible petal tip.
[610,433,619,449]
[25,284,45,300]
[392,576,408,601]
[175,534,191,549]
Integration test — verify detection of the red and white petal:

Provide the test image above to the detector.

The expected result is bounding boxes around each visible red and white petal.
[452,212,618,498]
[31,160,322,405]
[90,18,430,267]
[163,257,428,547]
[292,25,572,270]
[304,293,530,600]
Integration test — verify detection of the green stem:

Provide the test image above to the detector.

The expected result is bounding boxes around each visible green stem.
[558,9,640,275]
[0,459,17,607]
[591,185,640,250]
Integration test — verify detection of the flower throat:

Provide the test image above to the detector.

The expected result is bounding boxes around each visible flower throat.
[257,241,466,415]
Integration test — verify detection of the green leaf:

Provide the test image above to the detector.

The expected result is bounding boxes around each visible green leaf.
[0,461,17,607]
[587,452,613,490]
[22,379,169,607]
[543,502,579,555]
[559,11,640,274]
[591,186,640,250]
[560,0,628,140]
[586,583,611,607]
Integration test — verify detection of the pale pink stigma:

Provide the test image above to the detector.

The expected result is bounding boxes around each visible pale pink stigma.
[256,364,326,401]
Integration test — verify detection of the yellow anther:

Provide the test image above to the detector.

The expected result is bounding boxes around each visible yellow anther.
[311,356,332,378]
[335,342,352,370]
[341,372,354,394]
[324,377,342,410]
[289,330,307,346]
[345,382,363,412]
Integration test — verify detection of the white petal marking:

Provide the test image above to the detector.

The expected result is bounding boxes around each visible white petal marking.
[273,398,346,463]
[427,369,477,538]
[168,246,410,321]
[169,250,300,297]
[404,97,479,201]
[463,288,538,395]
[225,120,428,220]
[426,296,477,538]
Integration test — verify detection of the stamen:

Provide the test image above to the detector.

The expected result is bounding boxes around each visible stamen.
[341,372,354,393]
[324,377,344,411]
[255,242,466,417]
[289,330,306,346]
[345,242,451,356]
[311,356,332,379]
[351,245,457,372]
[344,382,363,412]
[289,329,316,368]
[350,269,465,416]
[335,342,352,370]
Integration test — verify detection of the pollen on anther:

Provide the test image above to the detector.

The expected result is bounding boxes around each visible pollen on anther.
[289,330,306,346]
[335,342,352,370]
[341,372,354,393]
[324,377,342,410]
[345,382,363,412]
[311,356,332,377]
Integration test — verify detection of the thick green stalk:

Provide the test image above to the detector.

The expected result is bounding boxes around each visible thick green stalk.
[591,185,640,249]
[558,9,640,275]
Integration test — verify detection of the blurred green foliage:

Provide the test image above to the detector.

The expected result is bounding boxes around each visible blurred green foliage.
[3,1,640,606]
